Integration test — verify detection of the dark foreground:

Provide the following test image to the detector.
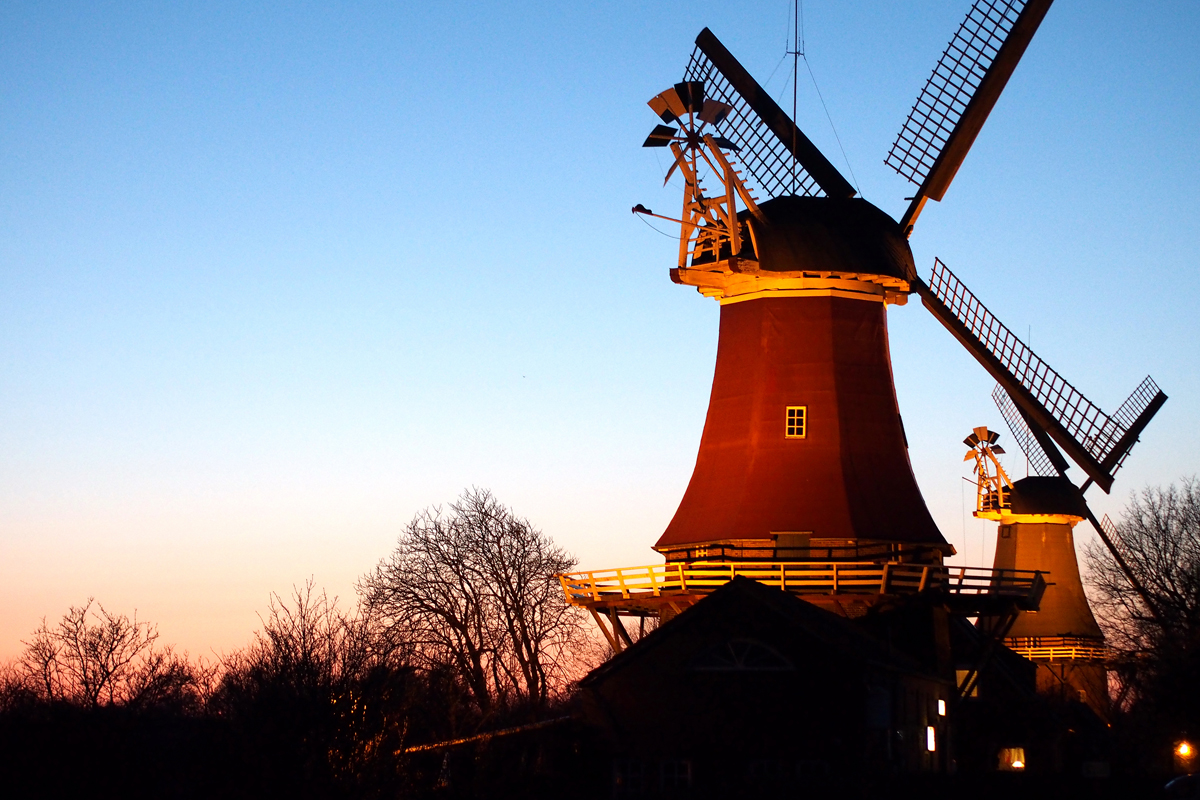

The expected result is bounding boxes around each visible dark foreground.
[0,705,1177,800]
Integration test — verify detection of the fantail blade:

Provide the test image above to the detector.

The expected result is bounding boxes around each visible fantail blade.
[642,124,678,147]
[648,88,687,123]
[673,80,705,114]
[710,135,740,152]
[699,99,731,125]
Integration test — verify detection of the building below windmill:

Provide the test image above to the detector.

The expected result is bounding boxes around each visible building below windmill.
[579,577,953,791]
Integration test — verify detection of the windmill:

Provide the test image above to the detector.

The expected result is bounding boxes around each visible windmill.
[559,0,1163,660]
[964,423,1109,715]
[630,1,1166,577]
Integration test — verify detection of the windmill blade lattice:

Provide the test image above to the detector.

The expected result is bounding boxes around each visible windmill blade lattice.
[992,384,1058,478]
[919,259,1166,491]
[683,48,821,200]
[886,0,1029,187]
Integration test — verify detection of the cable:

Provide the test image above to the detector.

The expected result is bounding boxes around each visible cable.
[802,55,862,196]
[961,476,967,564]
[636,213,678,239]
[778,0,862,198]
[799,0,805,54]
[652,150,685,192]
[763,51,790,90]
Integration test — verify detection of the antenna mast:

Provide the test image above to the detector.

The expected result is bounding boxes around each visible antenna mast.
[790,0,801,193]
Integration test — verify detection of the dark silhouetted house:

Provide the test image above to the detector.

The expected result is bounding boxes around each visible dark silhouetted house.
[579,577,952,797]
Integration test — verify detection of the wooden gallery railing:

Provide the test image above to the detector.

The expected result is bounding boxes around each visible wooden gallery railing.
[1004,636,1109,662]
[558,561,1045,613]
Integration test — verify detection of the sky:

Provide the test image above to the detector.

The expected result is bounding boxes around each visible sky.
[2,1,1198,663]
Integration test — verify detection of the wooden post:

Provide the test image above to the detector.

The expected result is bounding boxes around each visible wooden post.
[610,608,635,650]
[590,608,621,654]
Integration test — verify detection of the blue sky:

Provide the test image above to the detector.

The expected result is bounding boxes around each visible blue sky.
[2,1,1198,660]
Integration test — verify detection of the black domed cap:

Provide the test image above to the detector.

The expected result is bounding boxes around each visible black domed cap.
[1010,476,1087,518]
[744,196,915,281]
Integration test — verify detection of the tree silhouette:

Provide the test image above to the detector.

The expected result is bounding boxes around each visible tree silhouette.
[359,488,596,716]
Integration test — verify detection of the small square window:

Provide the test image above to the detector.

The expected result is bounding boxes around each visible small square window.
[785,406,806,438]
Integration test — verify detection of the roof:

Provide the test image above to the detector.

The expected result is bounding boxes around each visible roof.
[1010,476,1088,517]
[581,576,931,687]
[747,196,915,281]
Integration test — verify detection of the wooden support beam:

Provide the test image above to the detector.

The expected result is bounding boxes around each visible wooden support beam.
[589,608,622,654]
[957,604,1020,702]
[609,609,635,650]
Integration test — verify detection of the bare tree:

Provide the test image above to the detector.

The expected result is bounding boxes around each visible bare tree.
[359,488,596,714]
[9,599,204,709]
[360,503,497,711]
[1086,478,1200,648]
[457,489,590,705]
[1085,477,1200,719]
[218,580,406,698]
[212,580,414,792]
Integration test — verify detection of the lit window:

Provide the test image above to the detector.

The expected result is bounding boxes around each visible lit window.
[937,699,946,717]
[786,406,807,438]
[926,726,937,752]
[998,747,1026,771]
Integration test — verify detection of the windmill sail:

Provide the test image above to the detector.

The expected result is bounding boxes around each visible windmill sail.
[915,259,1167,493]
[993,385,1057,478]
[886,0,1055,232]
[684,28,855,201]
[992,384,1062,477]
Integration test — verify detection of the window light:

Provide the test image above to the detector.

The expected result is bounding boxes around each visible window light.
[785,406,806,438]
[998,747,1026,771]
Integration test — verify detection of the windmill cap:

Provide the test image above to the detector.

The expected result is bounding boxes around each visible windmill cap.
[1009,476,1088,518]
[745,196,915,282]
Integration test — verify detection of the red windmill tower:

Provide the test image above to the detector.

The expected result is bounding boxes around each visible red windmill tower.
[560,0,1164,662]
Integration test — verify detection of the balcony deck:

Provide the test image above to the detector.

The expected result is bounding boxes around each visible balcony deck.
[559,561,1046,619]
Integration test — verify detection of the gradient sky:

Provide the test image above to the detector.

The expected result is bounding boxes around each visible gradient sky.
[3,1,1198,663]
